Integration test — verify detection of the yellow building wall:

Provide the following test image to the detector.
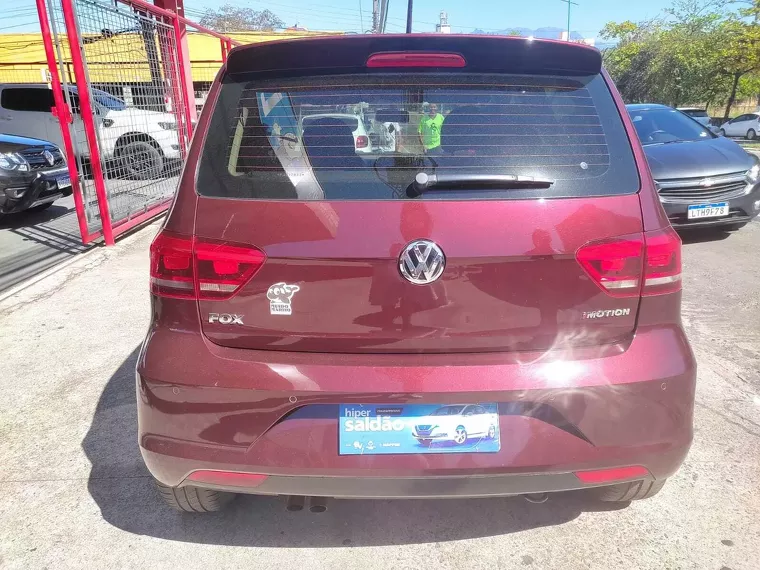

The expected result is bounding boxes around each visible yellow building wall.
[0,30,342,84]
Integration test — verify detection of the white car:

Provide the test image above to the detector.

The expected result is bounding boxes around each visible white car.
[677,107,711,127]
[300,113,373,154]
[719,112,760,140]
[0,83,181,179]
[413,404,499,446]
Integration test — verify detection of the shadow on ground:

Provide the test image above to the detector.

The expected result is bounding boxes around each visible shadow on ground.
[679,227,737,245]
[83,348,625,547]
[0,204,72,230]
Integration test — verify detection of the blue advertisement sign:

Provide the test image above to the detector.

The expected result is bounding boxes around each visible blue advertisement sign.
[339,403,501,455]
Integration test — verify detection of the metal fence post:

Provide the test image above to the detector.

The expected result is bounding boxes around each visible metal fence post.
[172,16,194,143]
[59,0,115,245]
[35,0,96,245]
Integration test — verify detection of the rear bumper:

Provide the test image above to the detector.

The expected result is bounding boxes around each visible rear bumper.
[137,324,696,497]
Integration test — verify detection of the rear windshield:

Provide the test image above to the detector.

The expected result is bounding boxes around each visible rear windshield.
[197,73,639,200]
[682,109,708,118]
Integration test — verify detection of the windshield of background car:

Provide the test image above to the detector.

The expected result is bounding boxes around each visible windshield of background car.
[197,73,639,200]
[630,108,713,145]
[431,406,466,416]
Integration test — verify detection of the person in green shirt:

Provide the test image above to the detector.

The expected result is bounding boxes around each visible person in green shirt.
[418,104,445,155]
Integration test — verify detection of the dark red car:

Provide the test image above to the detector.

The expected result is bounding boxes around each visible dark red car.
[138,35,696,512]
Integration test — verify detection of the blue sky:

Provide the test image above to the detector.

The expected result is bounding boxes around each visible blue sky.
[183,0,673,36]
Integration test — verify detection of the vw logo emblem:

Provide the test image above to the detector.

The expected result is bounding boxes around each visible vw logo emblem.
[43,150,55,166]
[399,240,445,285]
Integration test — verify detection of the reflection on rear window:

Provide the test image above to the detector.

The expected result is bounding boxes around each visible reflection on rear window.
[197,74,639,200]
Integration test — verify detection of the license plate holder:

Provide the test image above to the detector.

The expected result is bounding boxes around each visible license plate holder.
[687,202,728,219]
[338,404,501,455]
[56,175,71,190]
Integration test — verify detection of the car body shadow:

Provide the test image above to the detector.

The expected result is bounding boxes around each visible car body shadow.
[0,204,72,229]
[83,348,626,547]
[678,227,736,244]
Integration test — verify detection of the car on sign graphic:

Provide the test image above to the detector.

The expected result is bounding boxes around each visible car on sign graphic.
[413,405,499,446]
[138,34,696,512]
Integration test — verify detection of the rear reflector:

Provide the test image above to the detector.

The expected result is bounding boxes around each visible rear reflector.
[366,52,467,68]
[150,231,266,300]
[574,466,650,484]
[576,227,682,298]
[186,470,268,488]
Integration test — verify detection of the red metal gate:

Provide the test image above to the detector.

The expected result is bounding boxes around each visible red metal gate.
[35,0,239,245]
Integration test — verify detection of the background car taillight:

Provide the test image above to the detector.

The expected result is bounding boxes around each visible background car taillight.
[150,231,266,300]
[355,135,369,149]
[576,226,681,298]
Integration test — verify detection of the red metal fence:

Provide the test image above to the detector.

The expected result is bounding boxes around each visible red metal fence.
[34,0,239,245]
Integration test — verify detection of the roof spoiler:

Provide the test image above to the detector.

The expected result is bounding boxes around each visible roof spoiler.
[226,34,602,78]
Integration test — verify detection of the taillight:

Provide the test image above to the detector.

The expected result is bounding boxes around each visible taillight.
[642,226,682,295]
[366,52,467,68]
[150,232,194,299]
[576,227,681,298]
[150,231,266,300]
[355,135,369,149]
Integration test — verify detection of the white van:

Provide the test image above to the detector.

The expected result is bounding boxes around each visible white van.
[0,83,182,179]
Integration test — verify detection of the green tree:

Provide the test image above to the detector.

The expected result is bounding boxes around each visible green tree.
[199,4,284,32]
[600,0,760,116]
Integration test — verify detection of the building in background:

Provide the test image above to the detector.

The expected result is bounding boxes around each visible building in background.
[435,11,451,34]
[0,30,343,112]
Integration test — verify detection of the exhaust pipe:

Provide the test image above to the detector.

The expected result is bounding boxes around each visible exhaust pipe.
[285,495,305,512]
[309,496,328,513]
[523,493,549,504]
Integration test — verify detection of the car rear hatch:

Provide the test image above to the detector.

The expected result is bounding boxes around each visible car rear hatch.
[160,36,678,354]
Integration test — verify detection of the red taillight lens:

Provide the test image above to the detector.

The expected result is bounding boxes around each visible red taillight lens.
[576,227,682,298]
[576,234,644,298]
[355,135,369,149]
[150,232,194,299]
[642,226,682,296]
[194,240,266,300]
[150,231,266,300]
[574,465,650,484]
[366,52,467,68]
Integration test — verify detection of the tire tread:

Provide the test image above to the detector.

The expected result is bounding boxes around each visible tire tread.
[155,480,235,512]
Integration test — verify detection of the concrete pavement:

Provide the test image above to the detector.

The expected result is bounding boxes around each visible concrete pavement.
[0,220,758,569]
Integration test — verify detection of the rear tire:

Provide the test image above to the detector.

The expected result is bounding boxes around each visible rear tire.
[155,480,236,512]
[592,478,666,502]
[747,129,757,140]
[453,426,468,445]
[117,138,164,180]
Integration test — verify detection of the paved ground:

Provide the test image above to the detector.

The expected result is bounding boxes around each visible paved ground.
[0,174,178,294]
[0,220,759,570]
[0,196,88,293]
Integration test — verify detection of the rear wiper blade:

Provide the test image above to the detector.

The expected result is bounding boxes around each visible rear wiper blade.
[408,172,554,197]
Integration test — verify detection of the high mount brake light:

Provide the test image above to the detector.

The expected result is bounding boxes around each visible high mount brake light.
[150,231,266,300]
[576,227,682,298]
[366,52,467,68]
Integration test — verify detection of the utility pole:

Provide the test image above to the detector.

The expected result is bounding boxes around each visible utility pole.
[559,0,578,41]
[406,0,413,33]
[372,0,379,33]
